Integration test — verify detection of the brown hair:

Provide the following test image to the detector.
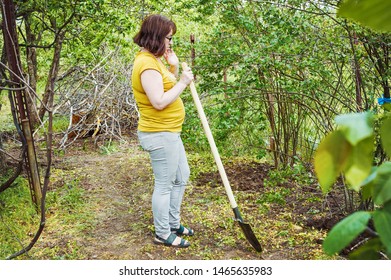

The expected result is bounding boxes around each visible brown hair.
[133,14,177,57]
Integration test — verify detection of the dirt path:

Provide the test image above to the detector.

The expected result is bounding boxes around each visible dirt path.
[42,137,328,260]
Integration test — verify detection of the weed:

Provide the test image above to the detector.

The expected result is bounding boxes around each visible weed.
[0,168,93,259]
[187,152,217,180]
[52,115,70,133]
[99,140,119,155]
[60,181,84,211]
[257,189,291,205]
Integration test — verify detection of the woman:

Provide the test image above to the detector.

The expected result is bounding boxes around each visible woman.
[131,14,194,248]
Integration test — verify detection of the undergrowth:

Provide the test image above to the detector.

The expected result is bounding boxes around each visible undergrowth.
[0,137,330,260]
[0,177,38,258]
[0,170,93,259]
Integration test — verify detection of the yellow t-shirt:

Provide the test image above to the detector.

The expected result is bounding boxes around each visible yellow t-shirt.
[131,51,185,132]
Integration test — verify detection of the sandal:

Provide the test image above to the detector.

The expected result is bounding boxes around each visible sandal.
[153,233,190,248]
[171,224,194,236]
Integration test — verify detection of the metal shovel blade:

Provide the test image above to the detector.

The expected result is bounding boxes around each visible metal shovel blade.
[233,207,262,252]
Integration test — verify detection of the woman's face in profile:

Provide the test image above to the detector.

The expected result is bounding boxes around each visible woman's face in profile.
[165,29,173,52]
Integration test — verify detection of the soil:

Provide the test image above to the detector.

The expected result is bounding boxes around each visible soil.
[7,133,348,260]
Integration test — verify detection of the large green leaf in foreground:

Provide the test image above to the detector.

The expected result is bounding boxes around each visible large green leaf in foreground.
[314,131,351,193]
[348,238,383,260]
[373,202,391,257]
[373,162,391,205]
[335,112,373,146]
[343,136,374,191]
[323,211,371,256]
[338,0,391,33]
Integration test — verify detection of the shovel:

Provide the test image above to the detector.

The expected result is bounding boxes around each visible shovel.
[183,63,262,252]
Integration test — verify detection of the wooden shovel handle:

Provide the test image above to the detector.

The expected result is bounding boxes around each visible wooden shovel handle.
[182,62,238,209]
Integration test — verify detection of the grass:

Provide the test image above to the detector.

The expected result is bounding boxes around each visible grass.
[0,132,331,260]
[99,140,120,155]
[0,168,93,259]
[1,97,93,259]
[0,177,39,258]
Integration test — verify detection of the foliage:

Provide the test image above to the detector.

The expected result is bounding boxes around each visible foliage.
[184,0,390,167]
[0,96,14,132]
[16,0,138,64]
[315,112,391,259]
[2,0,391,260]
[313,0,391,260]
[314,112,374,193]
[338,0,391,32]
[2,0,390,160]
[322,211,372,256]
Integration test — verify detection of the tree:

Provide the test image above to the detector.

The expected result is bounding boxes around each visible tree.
[7,0,137,127]
[0,0,138,258]
[183,0,390,168]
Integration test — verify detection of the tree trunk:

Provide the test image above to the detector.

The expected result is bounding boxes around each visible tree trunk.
[257,67,278,167]
[384,82,390,99]
[1,0,42,208]
[267,91,278,167]
[25,14,39,127]
[38,30,66,120]
[0,131,4,173]
[348,31,364,112]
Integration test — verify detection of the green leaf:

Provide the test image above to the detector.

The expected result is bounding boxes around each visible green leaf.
[372,201,391,257]
[323,211,371,256]
[314,131,351,193]
[380,116,391,158]
[348,238,383,260]
[344,136,374,191]
[335,112,374,146]
[382,103,391,112]
[338,0,391,33]
[360,167,378,200]
[373,162,391,205]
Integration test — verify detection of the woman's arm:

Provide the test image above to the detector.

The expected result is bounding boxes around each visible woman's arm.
[141,67,193,110]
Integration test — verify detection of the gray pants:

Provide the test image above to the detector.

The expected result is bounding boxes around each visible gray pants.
[137,131,190,238]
